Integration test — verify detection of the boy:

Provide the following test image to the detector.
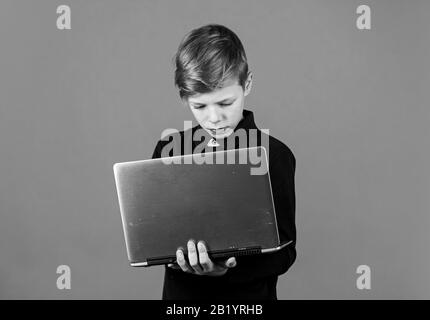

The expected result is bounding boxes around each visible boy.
[151,24,296,300]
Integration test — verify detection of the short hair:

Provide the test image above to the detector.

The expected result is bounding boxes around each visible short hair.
[174,24,249,100]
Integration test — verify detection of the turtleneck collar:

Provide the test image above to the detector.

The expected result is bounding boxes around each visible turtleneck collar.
[233,109,258,132]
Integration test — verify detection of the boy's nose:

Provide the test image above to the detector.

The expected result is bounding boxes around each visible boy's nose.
[208,107,222,125]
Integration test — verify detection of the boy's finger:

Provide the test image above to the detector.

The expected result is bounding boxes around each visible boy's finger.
[176,248,193,273]
[187,240,203,273]
[224,257,237,268]
[197,241,214,271]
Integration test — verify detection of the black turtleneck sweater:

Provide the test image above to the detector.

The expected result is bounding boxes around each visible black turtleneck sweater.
[151,109,296,300]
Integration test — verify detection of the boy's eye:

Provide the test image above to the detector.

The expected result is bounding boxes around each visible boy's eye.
[192,101,233,109]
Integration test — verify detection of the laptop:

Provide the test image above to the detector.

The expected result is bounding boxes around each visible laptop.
[113,146,292,267]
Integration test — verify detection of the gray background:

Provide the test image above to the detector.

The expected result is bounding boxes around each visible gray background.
[0,0,429,299]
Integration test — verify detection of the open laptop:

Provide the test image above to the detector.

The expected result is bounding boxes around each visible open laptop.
[113,146,292,267]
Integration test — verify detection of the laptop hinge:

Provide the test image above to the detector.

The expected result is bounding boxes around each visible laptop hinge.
[261,240,293,253]
[209,246,262,259]
[143,256,176,266]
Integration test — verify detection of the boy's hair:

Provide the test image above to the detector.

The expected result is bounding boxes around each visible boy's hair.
[174,24,249,100]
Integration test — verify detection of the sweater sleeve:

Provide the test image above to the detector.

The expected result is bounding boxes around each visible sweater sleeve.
[224,146,297,284]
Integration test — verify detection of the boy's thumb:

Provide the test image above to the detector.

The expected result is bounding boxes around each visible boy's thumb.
[225,257,237,268]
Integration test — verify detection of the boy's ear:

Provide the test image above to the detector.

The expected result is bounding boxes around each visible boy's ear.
[244,72,253,96]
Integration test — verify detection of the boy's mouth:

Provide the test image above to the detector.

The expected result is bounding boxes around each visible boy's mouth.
[208,127,228,134]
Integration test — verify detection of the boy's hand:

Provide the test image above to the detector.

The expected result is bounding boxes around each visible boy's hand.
[167,240,237,276]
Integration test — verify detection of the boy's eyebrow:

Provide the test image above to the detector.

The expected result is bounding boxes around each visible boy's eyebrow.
[189,97,236,105]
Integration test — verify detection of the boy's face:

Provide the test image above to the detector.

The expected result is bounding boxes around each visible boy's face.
[186,74,252,139]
